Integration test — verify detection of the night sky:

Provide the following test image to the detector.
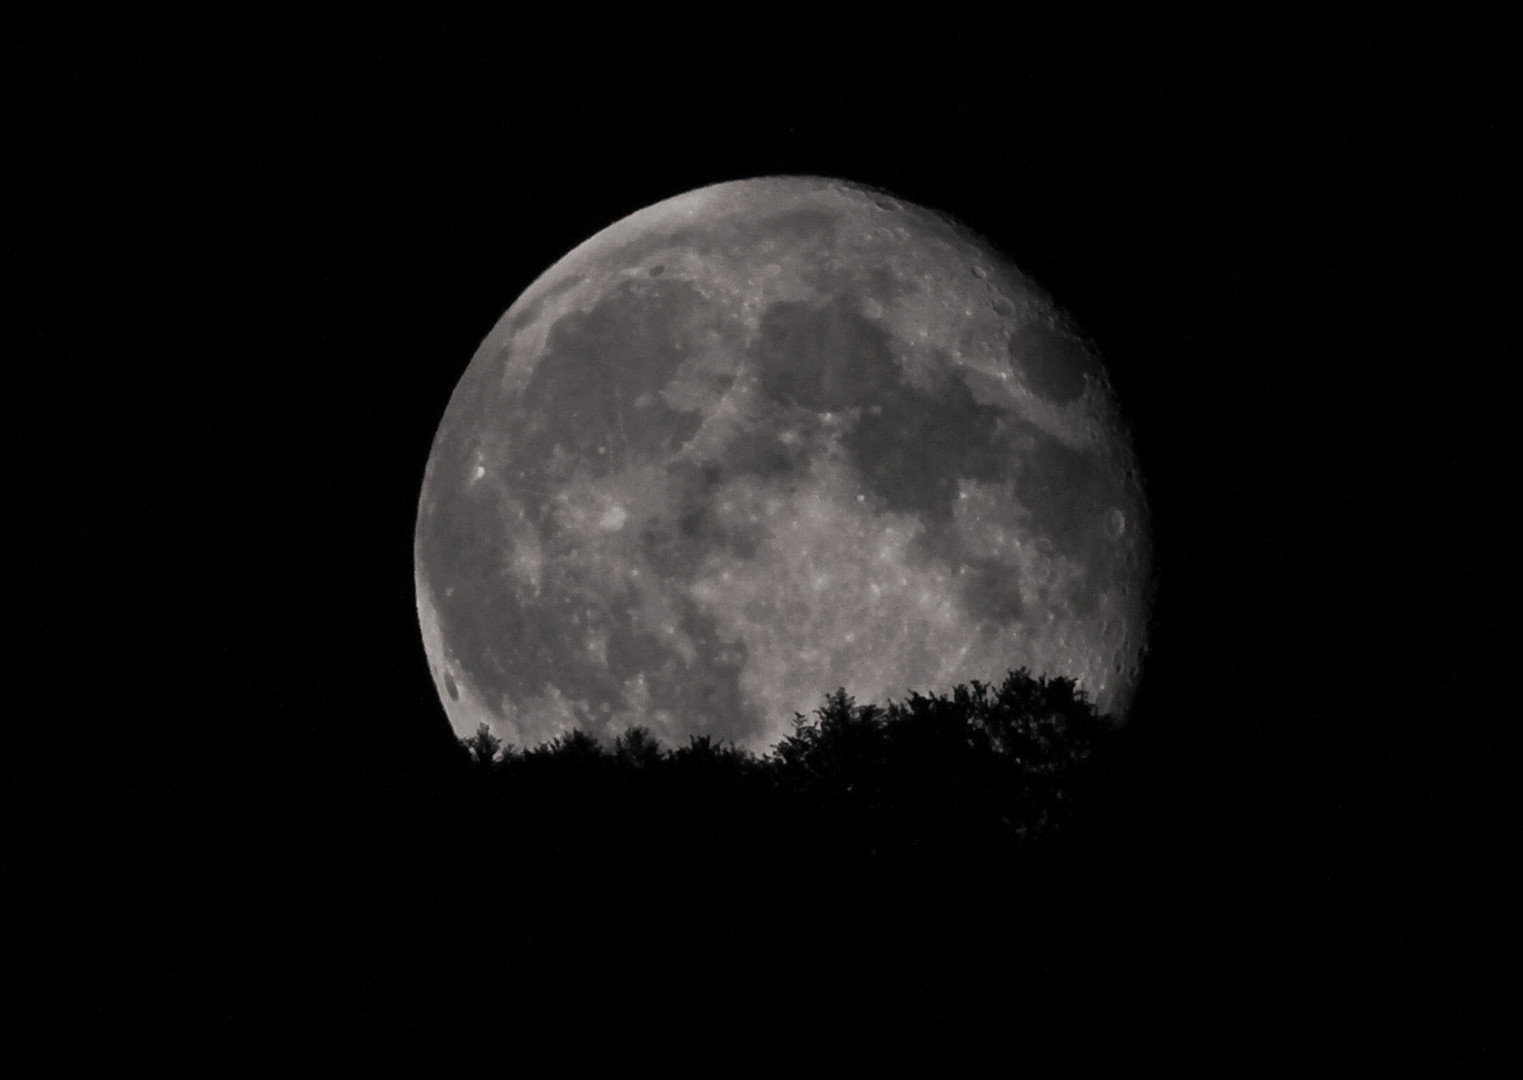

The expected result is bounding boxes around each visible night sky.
[20,14,1505,1063]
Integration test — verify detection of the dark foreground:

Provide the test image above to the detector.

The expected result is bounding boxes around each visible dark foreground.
[62,667,1482,1067]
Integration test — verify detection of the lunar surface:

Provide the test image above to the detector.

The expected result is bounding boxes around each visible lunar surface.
[415,177,1152,754]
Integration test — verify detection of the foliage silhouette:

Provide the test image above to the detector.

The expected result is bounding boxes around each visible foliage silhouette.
[436,666,1139,1040]
[455,667,1117,877]
[244,668,1170,1046]
[462,722,505,766]
[613,726,662,769]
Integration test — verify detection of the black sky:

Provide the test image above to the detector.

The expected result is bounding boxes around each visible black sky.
[18,13,1507,1062]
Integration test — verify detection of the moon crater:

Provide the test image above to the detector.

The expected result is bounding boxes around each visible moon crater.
[416,177,1152,753]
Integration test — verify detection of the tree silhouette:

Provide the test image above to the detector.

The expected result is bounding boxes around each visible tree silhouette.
[613,726,662,769]
[540,727,605,762]
[462,722,504,766]
[429,667,1144,1040]
[453,668,1118,879]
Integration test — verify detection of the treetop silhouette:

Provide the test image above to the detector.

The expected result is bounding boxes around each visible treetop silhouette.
[457,668,1115,850]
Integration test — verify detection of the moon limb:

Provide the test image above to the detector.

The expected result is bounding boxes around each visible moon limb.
[416,177,1152,754]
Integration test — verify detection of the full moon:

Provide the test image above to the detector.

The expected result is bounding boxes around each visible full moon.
[415,177,1152,754]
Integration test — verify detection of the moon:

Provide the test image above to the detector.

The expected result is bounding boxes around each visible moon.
[415,177,1152,754]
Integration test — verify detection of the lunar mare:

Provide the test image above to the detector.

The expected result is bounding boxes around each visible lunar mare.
[415,177,1152,754]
